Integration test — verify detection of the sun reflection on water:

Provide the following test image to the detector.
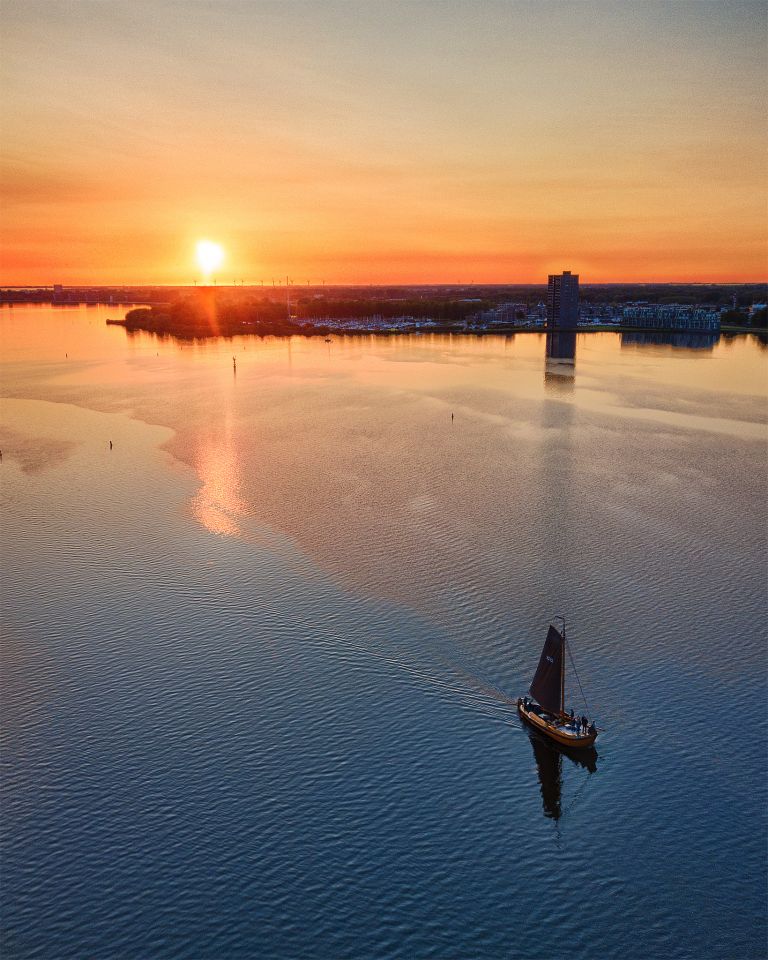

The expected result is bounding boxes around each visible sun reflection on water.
[190,406,246,538]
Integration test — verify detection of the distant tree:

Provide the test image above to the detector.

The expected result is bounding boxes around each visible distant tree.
[125,307,153,323]
[720,309,750,326]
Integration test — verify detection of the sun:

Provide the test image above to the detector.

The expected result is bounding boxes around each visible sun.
[196,240,225,282]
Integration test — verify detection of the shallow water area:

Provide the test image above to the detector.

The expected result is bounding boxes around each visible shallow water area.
[1,305,767,959]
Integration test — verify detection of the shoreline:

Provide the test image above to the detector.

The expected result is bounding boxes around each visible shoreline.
[104,317,761,340]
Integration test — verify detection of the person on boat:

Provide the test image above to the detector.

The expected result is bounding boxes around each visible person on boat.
[589,722,596,737]
[581,714,588,734]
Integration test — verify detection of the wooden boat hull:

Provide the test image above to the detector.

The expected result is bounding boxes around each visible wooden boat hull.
[518,699,597,748]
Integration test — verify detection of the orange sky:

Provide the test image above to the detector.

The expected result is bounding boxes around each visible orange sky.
[2,1,766,284]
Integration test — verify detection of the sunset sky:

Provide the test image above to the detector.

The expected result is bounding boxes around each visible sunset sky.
[2,0,766,284]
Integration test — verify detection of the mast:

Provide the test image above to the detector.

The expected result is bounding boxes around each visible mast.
[560,618,566,716]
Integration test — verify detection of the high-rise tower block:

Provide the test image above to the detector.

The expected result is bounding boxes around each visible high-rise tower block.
[547,271,579,328]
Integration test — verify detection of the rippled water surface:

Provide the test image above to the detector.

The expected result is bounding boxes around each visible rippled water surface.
[1,305,766,959]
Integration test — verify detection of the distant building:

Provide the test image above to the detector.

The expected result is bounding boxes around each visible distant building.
[622,304,720,332]
[547,271,579,328]
[471,301,527,325]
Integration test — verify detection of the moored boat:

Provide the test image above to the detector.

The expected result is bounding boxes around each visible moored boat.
[518,618,597,748]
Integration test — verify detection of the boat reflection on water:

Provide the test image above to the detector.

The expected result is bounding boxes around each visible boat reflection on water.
[544,330,577,390]
[527,726,597,820]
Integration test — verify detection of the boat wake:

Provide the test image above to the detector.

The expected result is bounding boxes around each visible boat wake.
[313,630,524,729]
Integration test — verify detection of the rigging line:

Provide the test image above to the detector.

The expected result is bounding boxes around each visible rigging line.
[566,634,591,716]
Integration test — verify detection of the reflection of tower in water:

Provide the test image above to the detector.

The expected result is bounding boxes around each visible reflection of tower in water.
[544,330,577,391]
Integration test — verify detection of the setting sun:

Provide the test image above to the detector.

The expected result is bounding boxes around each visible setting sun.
[196,241,225,282]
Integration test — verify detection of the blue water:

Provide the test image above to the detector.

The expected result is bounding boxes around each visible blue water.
[1,309,766,958]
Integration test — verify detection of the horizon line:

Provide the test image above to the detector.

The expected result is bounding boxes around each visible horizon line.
[2,279,767,289]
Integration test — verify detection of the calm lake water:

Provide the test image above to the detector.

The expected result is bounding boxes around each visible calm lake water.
[1,304,766,959]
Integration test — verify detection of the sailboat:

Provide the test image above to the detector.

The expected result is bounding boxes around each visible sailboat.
[518,618,597,748]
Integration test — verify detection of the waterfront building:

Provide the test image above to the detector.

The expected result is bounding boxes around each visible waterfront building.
[471,302,527,325]
[547,271,579,328]
[622,303,720,332]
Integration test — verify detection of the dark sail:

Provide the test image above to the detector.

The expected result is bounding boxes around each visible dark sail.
[529,625,564,715]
